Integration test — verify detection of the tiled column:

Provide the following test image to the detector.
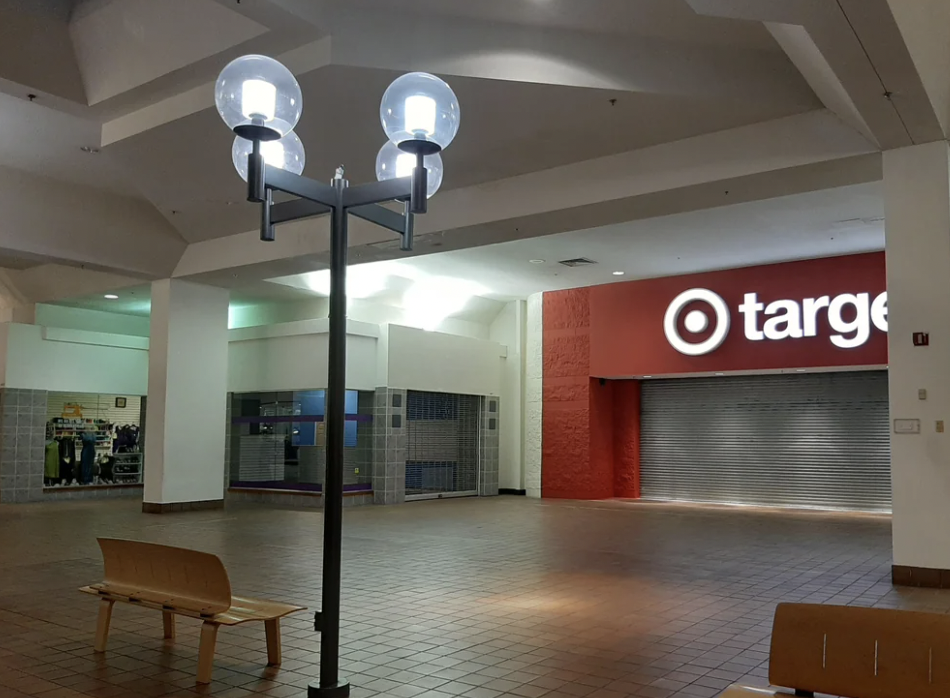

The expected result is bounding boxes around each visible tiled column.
[373,387,406,505]
[223,393,233,491]
[478,396,500,496]
[0,389,48,503]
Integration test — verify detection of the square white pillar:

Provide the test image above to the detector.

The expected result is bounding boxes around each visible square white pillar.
[885,141,950,579]
[143,279,229,512]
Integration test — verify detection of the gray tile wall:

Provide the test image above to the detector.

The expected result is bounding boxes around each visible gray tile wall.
[224,392,233,487]
[0,389,142,504]
[373,387,406,505]
[479,396,500,497]
[0,389,48,503]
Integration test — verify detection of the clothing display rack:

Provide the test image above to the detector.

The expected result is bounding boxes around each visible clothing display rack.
[44,417,143,487]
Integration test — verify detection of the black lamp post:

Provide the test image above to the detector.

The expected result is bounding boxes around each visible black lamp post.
[214,55,461,698]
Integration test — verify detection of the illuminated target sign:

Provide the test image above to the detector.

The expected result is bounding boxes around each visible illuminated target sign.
[664,288,888,356]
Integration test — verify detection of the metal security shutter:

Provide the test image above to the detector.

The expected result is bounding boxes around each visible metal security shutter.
[406,391,480,499]
[640,372,891,512]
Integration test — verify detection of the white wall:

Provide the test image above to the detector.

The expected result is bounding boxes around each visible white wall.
[885,142,950,570]
[349,298,491,340]
[490,301,525,491]
[228,320,379,392]
[524,293,543,498]
[3,323,148,394]
[387,324,505,396]
[35,303,151,337]
[229,298,328,329]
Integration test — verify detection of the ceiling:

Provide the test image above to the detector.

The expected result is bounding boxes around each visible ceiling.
[48,182,884,326]
[0,91,135,196]
[369,182,883,300]
[327,0,777,48]
[0,0,942,310]
[53,278,321,317]
[102,65,816,243]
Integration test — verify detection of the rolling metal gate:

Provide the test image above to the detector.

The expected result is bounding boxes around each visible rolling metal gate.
[640,372,891,512]
[406,391,480,499]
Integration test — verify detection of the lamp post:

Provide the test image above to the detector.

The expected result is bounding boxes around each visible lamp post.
[214,56,460,698]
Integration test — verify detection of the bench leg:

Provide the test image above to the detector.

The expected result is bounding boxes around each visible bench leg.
[264,618,281,666]
[162,611,175,640]
[196,622,219,685]
[94,599,115,653]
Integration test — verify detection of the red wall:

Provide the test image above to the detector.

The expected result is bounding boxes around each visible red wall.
[591,253,886,377]
[542,253,886,500]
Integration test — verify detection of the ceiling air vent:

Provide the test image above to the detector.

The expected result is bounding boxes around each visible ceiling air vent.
[558,257,597,268]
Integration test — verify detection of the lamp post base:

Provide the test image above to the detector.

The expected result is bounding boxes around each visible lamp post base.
[307,680,350,698]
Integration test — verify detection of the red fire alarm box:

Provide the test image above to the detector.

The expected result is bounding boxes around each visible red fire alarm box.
[914,332,930,347]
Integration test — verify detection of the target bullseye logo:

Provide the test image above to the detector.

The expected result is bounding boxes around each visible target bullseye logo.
[664,288,731,356]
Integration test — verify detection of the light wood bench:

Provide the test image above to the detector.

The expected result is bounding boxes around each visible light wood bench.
[720,602,950,698]
[79,537,306,684]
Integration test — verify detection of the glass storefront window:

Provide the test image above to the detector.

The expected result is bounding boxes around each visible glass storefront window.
[229,390,374,493]
[45,392,145,488]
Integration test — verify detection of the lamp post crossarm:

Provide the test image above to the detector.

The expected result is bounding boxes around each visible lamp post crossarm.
[258,161,416,247]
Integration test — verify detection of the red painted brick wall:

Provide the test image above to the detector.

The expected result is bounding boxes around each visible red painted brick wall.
[542,290,632,499]
[542,289,594,498]
[613,381,641,498]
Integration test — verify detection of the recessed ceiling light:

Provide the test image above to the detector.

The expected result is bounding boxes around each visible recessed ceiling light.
[529,259,545,264]
[715,372,724,376]
[612,271,625,276]
[104,294,119,300]
[643,375,652,379]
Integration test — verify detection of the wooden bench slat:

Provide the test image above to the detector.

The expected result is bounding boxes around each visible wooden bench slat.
[722,602,950,698]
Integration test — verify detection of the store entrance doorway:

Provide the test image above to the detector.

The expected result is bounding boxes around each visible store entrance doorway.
[405,390,480,500]
[639,371,891,512]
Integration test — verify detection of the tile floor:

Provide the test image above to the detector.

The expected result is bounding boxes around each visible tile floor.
[1,496,948,698]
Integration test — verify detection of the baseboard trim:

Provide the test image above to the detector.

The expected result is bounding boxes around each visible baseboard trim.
[499,488,527,496]
[892,564,950,588]
[142,499,225,514]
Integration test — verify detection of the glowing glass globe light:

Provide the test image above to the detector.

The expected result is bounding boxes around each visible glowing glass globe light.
[375,141,443,198]
[380,72,460,154]
[231,132,305,182]
[215,55,302,140]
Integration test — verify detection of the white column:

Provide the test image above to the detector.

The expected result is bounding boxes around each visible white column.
[524,293,543,498]
[143,279,229,510]
[885,141,950,572]
[490,301,526,492]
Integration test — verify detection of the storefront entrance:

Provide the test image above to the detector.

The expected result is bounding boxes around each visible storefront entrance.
[639,371,891,511]
[405,390,480,500]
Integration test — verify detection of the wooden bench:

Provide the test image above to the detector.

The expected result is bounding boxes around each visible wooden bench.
[79,538,306,684]
[720,602,950,698]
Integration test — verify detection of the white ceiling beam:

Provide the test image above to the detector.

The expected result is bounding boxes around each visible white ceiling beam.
[765,23,877,147]
[880,0,950,139]
[173,110,877,283]
[100,38,332,146]
[327,12,816,107]
[0,165,186,278]
[687,0,944,148]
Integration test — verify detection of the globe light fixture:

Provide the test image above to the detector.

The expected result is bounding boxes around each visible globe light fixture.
[380,72,460,154]
[216,55,462,698]
[375,141,443,198]
[215,54,302,140]
[231,132,305,182]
